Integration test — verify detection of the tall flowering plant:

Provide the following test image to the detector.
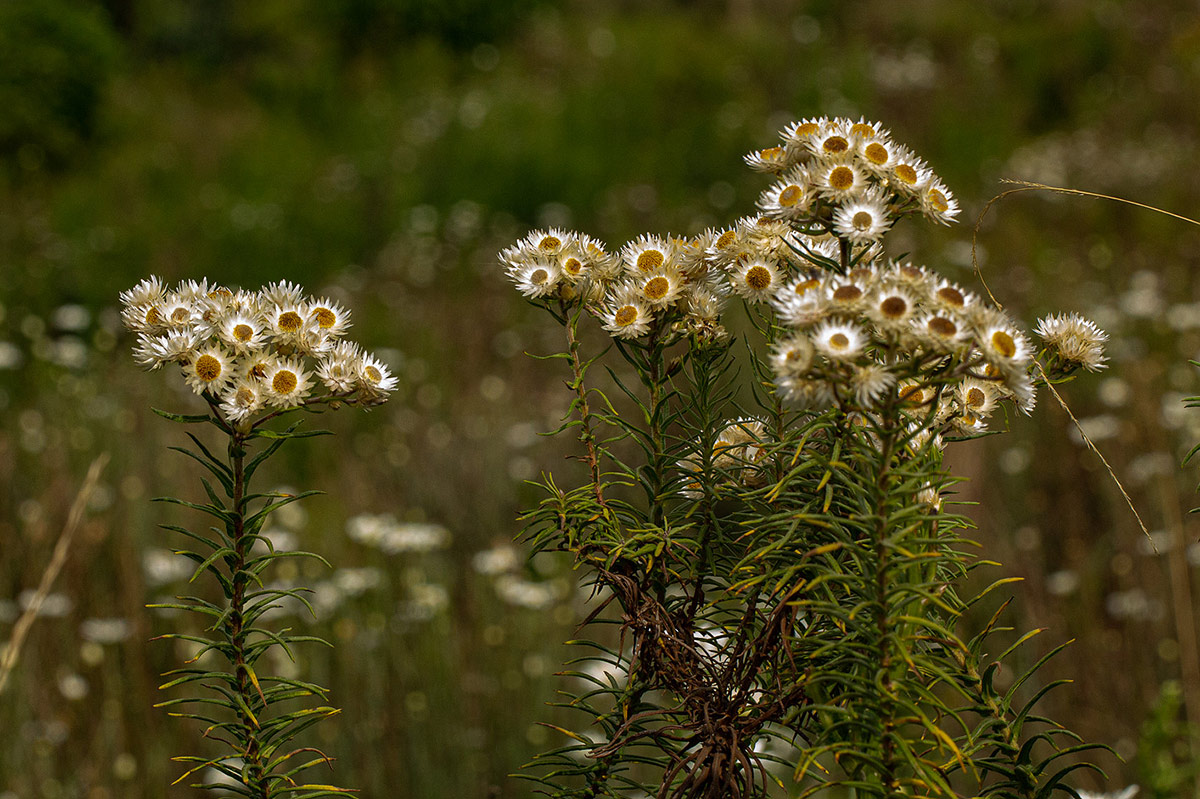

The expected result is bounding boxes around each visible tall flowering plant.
[500,117,1110,798]
[120,279,395,797]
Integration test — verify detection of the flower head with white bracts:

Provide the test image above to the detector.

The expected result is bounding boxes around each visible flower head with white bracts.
[497,114,1108,438]
[121,278,395,425]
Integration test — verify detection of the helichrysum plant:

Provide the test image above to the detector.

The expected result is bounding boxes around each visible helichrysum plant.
[499,116,1111,798]
[120,278,396,796]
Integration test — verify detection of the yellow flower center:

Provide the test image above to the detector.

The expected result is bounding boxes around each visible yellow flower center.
[636,250,665,272]
[778,185,803,207]
[991,330,1017,358]
[745,265,772,291]
[966,387,986,408]
[829,332,850,350]
[899,385,924,404]
[145,306,162,326]
[249,362,267,380]
[759,146,785,161]
[278,311,303,332]
[614,306,638,327]
[538,235,561,252]
[822,136,849,154]
[795,122,819,137]
[850,123,876,139]
[563,257,583,276]
[864,142,890,165]
[899,264,923,281]
[643,276,671,300]
[195,354,222,382]
[927,188,949,213]
[894,164,919,185]
[852,211,874,230]
[272,370,298,394]
[936,286,965,307]
[364,365,382,384]
[233,323,254,342]
[715,230,736,249]
[829,166,855,191]
[880,296,908,318]
[795,278,820,296]
[833,285,863,302]
[928,317,958,338]
[313,307,337,328]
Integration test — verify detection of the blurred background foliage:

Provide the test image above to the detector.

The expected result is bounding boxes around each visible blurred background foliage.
[4,0,1200,796]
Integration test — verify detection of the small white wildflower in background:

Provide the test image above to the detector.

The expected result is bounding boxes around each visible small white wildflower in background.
[79,618,133,645]
[472,544,520,575]
[346,514,450,554]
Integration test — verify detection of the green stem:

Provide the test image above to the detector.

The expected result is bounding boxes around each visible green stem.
[228,431,269,799]
[562,299,606,506]
[872,394,899,796]
[645,323,668,528]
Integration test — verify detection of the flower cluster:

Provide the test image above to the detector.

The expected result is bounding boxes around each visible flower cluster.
[120,277,396,424]
[499,116,1108,441]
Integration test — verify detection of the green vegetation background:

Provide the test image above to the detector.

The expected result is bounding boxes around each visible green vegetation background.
[4,0,1200,796]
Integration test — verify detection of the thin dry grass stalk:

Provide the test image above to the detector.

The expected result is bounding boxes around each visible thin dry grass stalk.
[0,452,110,694]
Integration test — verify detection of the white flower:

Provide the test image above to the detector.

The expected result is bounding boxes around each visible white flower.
[914,312,968,352]
[120,302,167,334]
[977,317,1032,374]
[812,320,867,362]
[262,357,313,407]
[358,352,398,400]
[743,145,792,173]
[850,364,896,407]
[622,234,677,275]
[522,228,571,256]
[774,276,830,328]
[920,179,960,224]
[887,146,931,196]
[183,345,235,395]
[730,258,782,302]
[1035,313,1108,372]
[757,169,813,220]
[160,294,197,329]
[119,276,167,308]
[260,280,305,309]
[602,283,653,339]
[832,191,893,243]
[217,311,268,354]
[775,374,835,410]
[858,136,899,175]
[308,298,352,337]
[770,333,815,377]
[511,259,561,298]
[804,120,857,164]
[867,286,916,334]
[133,330,200,370]
[220,379,265,423]
[955,377,1000,417]
[317,341,363,394]
[266,302,314,348]
[815,163,867,201]
[634,271,685,307]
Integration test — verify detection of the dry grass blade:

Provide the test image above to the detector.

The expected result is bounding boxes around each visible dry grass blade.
[965,179,1200,551]
[0,452,110,694]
